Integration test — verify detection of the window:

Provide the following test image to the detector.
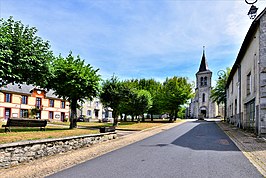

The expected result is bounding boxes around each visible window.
[49,111,54,119]
[246,100,255,130]
[61,101,65,108]
[235,99,237,115]
[202,93,205,103]
[200,77,204,86]
[231,103,233,116]
[87,110,91,116]
[36,97,42,108]
[96,101,99,107]
[5,93,12,103]
[21,95,28,104]
[20,109,29,118]
[204,77,207,86]
[247,72,251,95]
[229,104,232,117]
[49,99,54,107]
[231,78,234,93]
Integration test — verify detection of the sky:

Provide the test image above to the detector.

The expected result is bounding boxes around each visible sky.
[1,0,266,84]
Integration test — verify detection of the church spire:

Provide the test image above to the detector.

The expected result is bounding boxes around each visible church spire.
[198,46,209,72]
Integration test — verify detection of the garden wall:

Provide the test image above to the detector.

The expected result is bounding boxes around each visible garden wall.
[0,132,117,168]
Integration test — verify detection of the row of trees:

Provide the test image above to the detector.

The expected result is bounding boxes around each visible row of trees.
[0,17,194,128]
[100,76,194,125]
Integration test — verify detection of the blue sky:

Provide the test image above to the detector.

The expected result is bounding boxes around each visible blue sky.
[1,0,265,84]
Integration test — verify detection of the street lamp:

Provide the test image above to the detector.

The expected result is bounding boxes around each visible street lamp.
[245,0,258,19]
[217,70,226,80]
[217,70,227,122]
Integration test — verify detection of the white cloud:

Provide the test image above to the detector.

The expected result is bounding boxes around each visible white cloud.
[1,0,266,82]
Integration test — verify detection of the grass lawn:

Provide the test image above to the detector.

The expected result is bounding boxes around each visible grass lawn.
[51,121,112,127]
[0,122,98,144]
[0,119,184,144]
[116,122,164,131]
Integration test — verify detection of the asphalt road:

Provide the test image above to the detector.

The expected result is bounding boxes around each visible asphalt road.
[47,120,263,178]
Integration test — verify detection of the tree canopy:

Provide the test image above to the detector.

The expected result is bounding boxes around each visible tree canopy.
[100,75,127,126]
[101,76,193,123]
[0,17,53,87]
[160,76,193,120]
[50,52,101,129]
[211,68,231,105]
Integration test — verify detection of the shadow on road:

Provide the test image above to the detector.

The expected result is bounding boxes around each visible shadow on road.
[171,120,240,151]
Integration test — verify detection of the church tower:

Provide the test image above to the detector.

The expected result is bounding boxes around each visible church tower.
[193,47,216,118]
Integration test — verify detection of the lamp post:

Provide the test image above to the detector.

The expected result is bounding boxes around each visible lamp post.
[245,0,258,19]
[217,70,227,121]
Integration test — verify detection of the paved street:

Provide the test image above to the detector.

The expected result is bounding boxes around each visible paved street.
[48,120,263,178]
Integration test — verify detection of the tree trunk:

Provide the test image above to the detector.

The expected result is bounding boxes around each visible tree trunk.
[137,116,140,123]
[151,113,153,122]
[169,111,173,122]
[113,111,118,126]
[142,114,145,122]
[70,99,78,129]
[174,110,177,121]
[131,115,134,122]
[124,114,127,121]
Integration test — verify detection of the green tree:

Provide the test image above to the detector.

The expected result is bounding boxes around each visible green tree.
[132,89,153,122]
[122,78,162,121]
[0,17,53,87]
[177,106,186,119]
[211,68,231,105]
[50,52,101,129]
[100,75,126,126]
[161,77,193,121]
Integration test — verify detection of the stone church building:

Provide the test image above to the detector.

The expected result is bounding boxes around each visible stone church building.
[189,49,218,119]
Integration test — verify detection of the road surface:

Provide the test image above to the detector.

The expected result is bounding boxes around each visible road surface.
[48,120,263,178]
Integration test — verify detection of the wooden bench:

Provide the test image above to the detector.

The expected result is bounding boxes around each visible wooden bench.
[2,118,47,132]
[99,126,116,133]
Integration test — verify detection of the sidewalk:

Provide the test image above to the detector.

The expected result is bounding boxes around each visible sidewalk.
[216,121,266,177]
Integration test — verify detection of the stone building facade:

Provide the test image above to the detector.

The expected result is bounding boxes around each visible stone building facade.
[226,8,266,136]
[189,49,218,119]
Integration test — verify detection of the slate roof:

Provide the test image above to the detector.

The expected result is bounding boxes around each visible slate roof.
[197,48,211,74]
[0,83,60,99]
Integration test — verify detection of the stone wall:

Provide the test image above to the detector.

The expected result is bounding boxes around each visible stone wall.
[0,132,117,168]
[260,11,266,134]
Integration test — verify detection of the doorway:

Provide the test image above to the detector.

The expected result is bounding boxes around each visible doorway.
[61,112,65,122]
[200,110,207,118]
[5,108,11,120]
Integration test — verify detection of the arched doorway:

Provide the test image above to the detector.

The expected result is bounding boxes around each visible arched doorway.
[199,106,208,118]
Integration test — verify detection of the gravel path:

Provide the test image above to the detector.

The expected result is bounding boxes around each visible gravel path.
[0,122,184,178]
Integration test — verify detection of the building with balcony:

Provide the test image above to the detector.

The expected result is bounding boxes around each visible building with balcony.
[0,83,70,121]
